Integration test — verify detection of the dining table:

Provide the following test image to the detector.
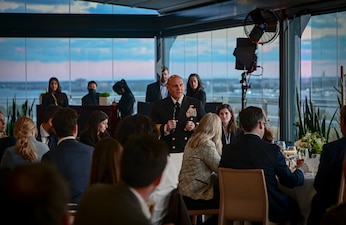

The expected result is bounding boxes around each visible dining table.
[278,157,319,225]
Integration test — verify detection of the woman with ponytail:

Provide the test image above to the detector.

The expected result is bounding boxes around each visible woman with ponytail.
[0,117,49,169]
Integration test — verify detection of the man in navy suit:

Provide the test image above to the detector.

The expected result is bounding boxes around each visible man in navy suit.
[145,66,169,103]
[151,74,206,153]
[308,105,346,225]
[219,106,308,225]
[73,135,168,225]
[42,107,94,204]
[36,104,60,150]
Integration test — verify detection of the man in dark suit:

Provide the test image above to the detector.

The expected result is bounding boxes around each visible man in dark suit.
[307,105,346,225]
[81,80,100,106]
[145,66,169,102]
[73,135,168,225]
[219,106,308,225]
[42,107,94,204]
[36,104,60,149]
[151,74,206,153]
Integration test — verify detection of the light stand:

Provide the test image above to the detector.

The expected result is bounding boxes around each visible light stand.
[240,70,251,111]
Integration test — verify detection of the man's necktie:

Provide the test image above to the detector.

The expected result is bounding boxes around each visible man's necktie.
[173,102,180,120]
[47,135,54,149]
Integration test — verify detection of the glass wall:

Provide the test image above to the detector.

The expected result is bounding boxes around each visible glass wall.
[0,6,346,142]
[166,27,281,137]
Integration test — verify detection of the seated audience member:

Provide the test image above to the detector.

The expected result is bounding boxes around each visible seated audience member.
[82,80,100,106]
[42,108,94,204]
[36,104,60,149]
[112,79,135,119]
[0,111,16,161]
[151,75,206,153]
[1,116,49,169]
[89,137,123,186]
[74,135,168,225]
[79,110,110,147]
[219,106,309,225]
[42,77,68,110]
[115,114,179,225]
[186,73,206,108]
[216,104,242,147]
[146,66,170,102]
[320,158,346,225]
[0,163,70,225]
[262,109,275,143]
[179,113,222,211]
[308,105,346,225]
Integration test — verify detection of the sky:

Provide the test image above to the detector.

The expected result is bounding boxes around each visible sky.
[0,1,346,82]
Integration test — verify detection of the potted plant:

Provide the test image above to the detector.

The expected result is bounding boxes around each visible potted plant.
[99,92,110,105]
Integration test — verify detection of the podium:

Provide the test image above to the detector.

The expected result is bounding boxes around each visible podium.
[36,105,120,137]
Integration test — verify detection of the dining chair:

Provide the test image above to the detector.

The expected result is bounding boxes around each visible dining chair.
[338,169,346,203]
[218,168,278,225]
[188,208,219,225]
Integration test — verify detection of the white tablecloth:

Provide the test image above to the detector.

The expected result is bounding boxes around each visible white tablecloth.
[279,174,316,225]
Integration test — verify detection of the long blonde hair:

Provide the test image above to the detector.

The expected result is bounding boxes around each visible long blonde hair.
[187,113,222,154]
[14,117,38,162]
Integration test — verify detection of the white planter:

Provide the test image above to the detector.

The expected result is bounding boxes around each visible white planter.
[99,97,109,106]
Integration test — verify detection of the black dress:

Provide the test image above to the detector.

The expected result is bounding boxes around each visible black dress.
[0,136,16,161]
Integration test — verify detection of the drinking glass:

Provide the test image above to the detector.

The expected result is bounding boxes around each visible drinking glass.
[276,140,286,151]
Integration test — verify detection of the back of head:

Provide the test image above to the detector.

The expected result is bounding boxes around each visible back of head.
[43,104,61,123]
[14,116,38,162]
[121,135,168,188]
[53,108,78,138]
[0,163,70,225]
[113,79,132,95]
[89,137,123,185]
[239,106,264,132]
[115,114,159,145]
[188,113,222,153]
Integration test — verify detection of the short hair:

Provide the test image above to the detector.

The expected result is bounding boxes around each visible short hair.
[43,104,61,123]
[89,137,123,185]
[121,135,168,188]
[53,108,78,137]
[239,106,264,132]
[161,66,169,74]
[0,163,70,225]
[114,114,159,145]
[88,80,97,87]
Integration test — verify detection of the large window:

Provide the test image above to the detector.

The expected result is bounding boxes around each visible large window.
[167,27,281,137]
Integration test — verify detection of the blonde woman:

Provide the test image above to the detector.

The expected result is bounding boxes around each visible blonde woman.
[178,112,222,212]
[0,116,49,169]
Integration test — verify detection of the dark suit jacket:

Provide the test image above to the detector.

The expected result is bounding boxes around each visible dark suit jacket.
[82,92,100,106]
[41,92,68,110]
[151,95,206,153]
[307,137,346,225]
[74,183,151,225]
[221,127,243,148]
[41,139,93,203]
[36,126,58,150]
[118,92,135,119]
[186,89,206,108]
[219,134,304,223]
[146,81,161,102]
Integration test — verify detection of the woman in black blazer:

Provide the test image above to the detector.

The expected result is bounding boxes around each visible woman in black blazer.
[112,79,135,119]
[42,77,68,110]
